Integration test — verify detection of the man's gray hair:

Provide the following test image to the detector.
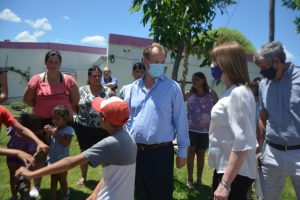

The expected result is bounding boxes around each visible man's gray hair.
[254,41,286,65]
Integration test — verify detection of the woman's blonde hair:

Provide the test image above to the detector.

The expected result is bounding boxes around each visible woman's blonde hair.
[210,41,250,86]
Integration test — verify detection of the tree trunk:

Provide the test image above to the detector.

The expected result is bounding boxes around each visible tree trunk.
[269,0,275,42]
[180,47,189,92]
[171,46,184,81]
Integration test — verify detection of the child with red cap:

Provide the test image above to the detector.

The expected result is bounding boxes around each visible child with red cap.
[16,97,137,200]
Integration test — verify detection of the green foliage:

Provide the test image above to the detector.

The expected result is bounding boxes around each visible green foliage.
[282,0,300,33]
[6,66,31,81]
[130,0,236,80]
[10,101,27,110]
[208,27,256,53]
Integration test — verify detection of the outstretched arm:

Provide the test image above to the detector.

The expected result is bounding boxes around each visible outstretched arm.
[13,121,48,152]
[0,147,34,165]
[16,153,88,180]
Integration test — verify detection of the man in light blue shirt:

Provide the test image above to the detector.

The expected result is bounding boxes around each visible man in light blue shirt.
[124,43,189,200]
[255,41,300,200]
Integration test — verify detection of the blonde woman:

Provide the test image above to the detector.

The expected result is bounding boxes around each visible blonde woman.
[208,41,257,200]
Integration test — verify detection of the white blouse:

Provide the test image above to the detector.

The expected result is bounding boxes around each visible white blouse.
[208,84,257,179]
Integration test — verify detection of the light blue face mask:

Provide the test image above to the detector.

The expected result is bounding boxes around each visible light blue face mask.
[148,63,164,78]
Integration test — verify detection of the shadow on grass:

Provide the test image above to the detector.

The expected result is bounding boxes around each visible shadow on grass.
[82,179,99,190]
[38,182,98,200]
[174,178,212,200]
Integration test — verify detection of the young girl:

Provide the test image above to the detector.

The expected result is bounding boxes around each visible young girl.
[44,105,74,200]
[6,112,43,200]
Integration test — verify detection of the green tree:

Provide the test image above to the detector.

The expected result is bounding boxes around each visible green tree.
[131,0,236,90]
[282,0,300,33]
[208,27,256,53]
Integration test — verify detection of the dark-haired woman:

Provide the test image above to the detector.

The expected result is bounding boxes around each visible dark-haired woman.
[23,50,80,198]
[184,72,218,190]
[74,65,114,185]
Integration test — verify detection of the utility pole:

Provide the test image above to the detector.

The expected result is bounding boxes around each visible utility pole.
[269,0,275,42]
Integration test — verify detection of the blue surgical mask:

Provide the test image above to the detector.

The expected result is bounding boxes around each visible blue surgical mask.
[260,66,277,80]
[148,63,164,78]
[211,65,223,81]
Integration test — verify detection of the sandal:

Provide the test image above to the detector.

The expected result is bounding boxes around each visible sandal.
[186,180,194,189]
[76,177,85,185]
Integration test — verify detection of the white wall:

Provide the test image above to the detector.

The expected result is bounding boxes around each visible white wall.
[0,48,105,102]
[105,44,144,93]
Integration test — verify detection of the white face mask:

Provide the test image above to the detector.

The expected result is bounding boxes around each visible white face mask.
[148,63,164,78]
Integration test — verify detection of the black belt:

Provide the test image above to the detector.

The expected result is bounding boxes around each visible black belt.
[137,142,172,151]
[266,139,300,151]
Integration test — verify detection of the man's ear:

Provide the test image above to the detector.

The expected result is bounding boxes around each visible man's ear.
[272,57,283,69]
[99,116,105,125]
[141,57,149,69]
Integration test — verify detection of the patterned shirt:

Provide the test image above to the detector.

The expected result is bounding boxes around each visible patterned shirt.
[75,85,112,127]
[187,90,214,133]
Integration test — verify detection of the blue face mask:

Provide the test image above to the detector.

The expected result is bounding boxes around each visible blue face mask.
[148,63,164,78]
[211,65,223,81]
[260,66,277,80]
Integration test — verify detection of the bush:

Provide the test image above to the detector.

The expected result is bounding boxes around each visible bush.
[10,101,27,110]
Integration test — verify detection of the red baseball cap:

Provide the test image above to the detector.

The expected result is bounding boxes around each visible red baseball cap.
[92,96,130,126]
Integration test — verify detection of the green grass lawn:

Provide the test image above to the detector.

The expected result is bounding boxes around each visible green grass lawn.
[0,112,297,199]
